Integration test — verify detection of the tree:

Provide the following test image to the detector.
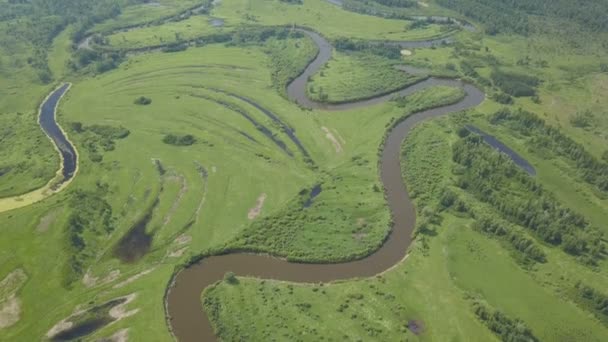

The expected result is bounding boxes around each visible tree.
[224,272,238,284]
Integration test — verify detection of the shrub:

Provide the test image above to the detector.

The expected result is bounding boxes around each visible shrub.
[163,134,196,146]
[134,96,152,105]
[224,272,238,284]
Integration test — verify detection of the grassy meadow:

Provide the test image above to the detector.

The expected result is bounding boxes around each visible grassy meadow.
[1,0,607,341]
[307,51,427,103]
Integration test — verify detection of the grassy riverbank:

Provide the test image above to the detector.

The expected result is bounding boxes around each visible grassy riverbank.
[204,116,608,341]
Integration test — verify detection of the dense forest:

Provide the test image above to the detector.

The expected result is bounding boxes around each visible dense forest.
[0,0,147,81]
[436,0,608,35]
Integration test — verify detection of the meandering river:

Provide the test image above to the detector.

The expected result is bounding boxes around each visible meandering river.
[37,27,535,342]
[165,29,485,342]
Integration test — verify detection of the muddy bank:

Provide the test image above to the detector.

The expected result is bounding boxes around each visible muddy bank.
[166,28,485,342]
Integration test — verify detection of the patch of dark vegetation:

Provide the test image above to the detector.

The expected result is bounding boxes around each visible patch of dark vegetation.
[452,133,606,265]
[490,69,539,97]
[491,92,513,105]
[71,123,130,162]
[208,89,313,164]
[113,199,158,263]
[407,319,425,335]
[436,0,608,36]
[50,298,127,341]
[0,166,12,177]
[490,108,608,195]
[163,134,196,146]
[153,159,166,176]
[370,0,417,7]
[134,96,152,105]
[162,42,189,53]
[302,184,322,208]
[571,282,608,326]
[334,38,402,60]
[472,299,539,342]
[279,0,303,4]
[472,216,547,264]
[63,185,114,287]
[70,49,124,73]
[569,110,595,129]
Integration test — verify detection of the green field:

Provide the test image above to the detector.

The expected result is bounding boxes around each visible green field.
[1,0,607,341]
[307,51,427,103]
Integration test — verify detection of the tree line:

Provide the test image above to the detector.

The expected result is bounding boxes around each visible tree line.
[452,133,605,265]
[436,0,608,35]
[490,108,608,194]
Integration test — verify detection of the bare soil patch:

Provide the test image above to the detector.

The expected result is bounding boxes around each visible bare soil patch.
[98,328,129,342]
[169,247,189,258]
[0,295,20,329]
[247,193,267,220]
[113,269,155,289]
[83,269,121,288]
[321,127,343,153]
[109,294,138,320]
[0,269,27,301]
[175,234,192,245]
[36,209,59,233]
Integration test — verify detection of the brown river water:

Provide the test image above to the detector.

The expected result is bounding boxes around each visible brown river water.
[166,29,485,341]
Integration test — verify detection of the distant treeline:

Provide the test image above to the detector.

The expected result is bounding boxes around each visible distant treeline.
[436,0,608,35]
[453,133,605,265]
[490,108,608,194]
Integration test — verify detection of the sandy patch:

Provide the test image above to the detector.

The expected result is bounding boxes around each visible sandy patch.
[417,1,429,7]
[175,234,192,245]
[321,127,343,153]
[100,328,129,342]
[400,49,413,56]
[0,269,27,300]
[113,269,155,289]
[169,247,189,258]
[46,310,81,338]
[83,269,121,288]
[0,296,20,329]
[109,294,138,320]
[36,209,59,233]
[247,193,267,220]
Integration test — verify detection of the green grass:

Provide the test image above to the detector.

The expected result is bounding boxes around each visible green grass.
[204,116,608,341]
[204,216,497,342]
[307,51,427,103]
[106,14,227,50]
[1,0,608,340]
[89,0,204,34]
